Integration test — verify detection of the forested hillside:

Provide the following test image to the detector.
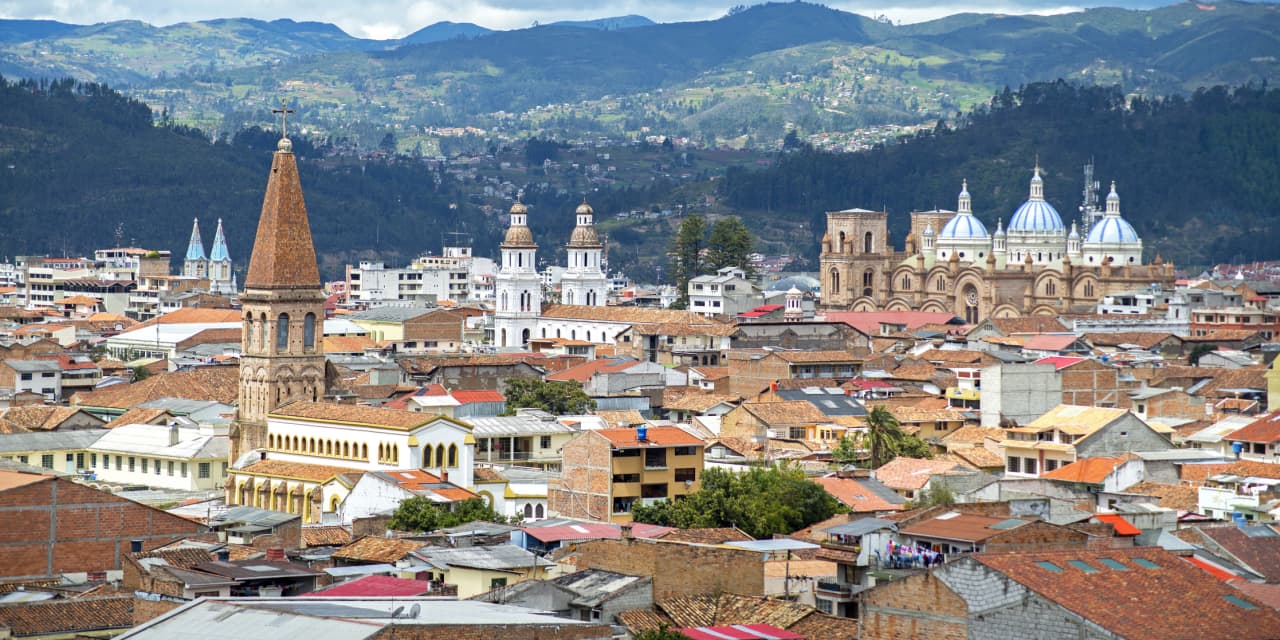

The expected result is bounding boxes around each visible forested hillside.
[721,82,1280,268]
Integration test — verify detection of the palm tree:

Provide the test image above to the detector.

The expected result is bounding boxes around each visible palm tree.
[864,405,905,469]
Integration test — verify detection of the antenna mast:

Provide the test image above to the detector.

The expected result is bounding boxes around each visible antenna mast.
[1079,157,1101,238]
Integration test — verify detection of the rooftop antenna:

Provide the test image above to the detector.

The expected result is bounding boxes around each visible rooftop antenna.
[1079,157,1101,238]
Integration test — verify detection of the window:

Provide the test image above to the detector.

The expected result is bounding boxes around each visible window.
[540,435,552,449]
[675,468,697,482]
[673,446,697,456]
[41,454,53,469]
[448,444,458,467]
[1098,558,1128,571]
[276,313,290,350]
[181,463,188,477]
[1067,560,1099,573]
[19,373,31,381]
[1023,457,1037,475]
[490,578,508,589]
[1007,457,1021,473]
[1034,561,1064,573]
[168,461,174,476]
[76,453,84,469]
[198,463,210,479]
[816,599,833,614]
[644,449,667,468]
[155,459,161,475]
[1223,595,1258,610]
[864,231,874,253]
[1132,558,1161,569]
[303,313,317,350]
[90,453,97,468]
[1044,459,1058,472]
[612,473,641,483]
[141,458,148,474]
[115,456,122,471]
[128,457,135,472]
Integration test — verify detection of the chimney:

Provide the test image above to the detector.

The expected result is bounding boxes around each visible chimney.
[620,522,635,541]
[440,468,449,483]
[130,539,143,553]
[266,547,285,561]
[168,424,180,447]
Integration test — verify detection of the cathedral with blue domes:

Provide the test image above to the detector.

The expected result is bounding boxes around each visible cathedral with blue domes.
[819,164,1175,323]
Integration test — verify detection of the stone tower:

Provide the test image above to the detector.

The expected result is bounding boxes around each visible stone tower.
[561,200,608,307]
[230,135,327,462]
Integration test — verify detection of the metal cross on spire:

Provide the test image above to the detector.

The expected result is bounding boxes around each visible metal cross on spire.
[272,99,295,139]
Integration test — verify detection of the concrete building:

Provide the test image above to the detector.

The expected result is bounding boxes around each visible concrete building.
[87,423,229,491]
[688,266,761,318]
[549,426,705,523]
[473,568,652,625]
[0,360,63,401]
[1001,405,1173,477]
[979,362,1061,427]
[339,468,477,525]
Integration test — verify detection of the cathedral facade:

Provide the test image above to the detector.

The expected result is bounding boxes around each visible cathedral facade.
[819,166,1176,323]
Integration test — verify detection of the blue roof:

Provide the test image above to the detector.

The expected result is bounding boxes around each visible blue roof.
[185,220,206,261]
[1085,215,1139,244]
[939,213,989,239]
[1009,199,1065,233]
[210,220,231,262]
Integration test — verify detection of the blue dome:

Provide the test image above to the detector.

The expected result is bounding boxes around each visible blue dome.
[1085,215,1139,244]
[1009,200,1065,233]
[939,213,989,239]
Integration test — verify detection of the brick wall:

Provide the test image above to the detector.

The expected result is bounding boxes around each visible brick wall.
[860,571,969,640]
[0,476,205,579]
[1145,391,1208,421]
[982,521,1089,552]
[574,537,765,600]
[1062,362,1122,407]
[132,596,184,625]
[549,431,612,522]
[369,624,613,639]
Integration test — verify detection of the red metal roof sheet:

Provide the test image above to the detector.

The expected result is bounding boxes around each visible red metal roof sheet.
[1092,514,1141,536]
[302,575,434,597]
[677,624,806,639]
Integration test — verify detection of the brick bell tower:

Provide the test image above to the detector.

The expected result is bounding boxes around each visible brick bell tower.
[230,105,327,463]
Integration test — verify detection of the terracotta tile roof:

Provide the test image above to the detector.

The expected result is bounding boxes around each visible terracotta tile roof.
[1231,580,1280,610]
[0,579,61,595]
[884,362,940,382]
[374,469,477,502]
[0,406,92,430]
[772,377,844,391]
[594,426,705,447]
[655,593,813,630]
[1042,456,1132,484]
[472,467,506,483]
[691,366,730,381]
[873,457,969,491]
[236,459,365,482]
[104,407,174,428]
[942,426,1005,446]
[617,608,673,631]
[541,304,732,327]
[983,315,1071,335]
[133,547,216,570]
[972,547,1280,640]
[665,393,740,414]
[593,409,648,429]
[244,148,321,289]
[270,400,447,430]
[656,527,754,545]
[901,512,1020,543]
[299,525,353,547]
[1225,411,1280,444]
[0,596,134,636]
[323,335,375,354]
[814,476,907,512]
[741,400,830,426]
[1022,334,1083,351]
[822,311,960,335]
[1181,462,1234,483]
[946,448,1005,469]
[1085,332,1179,349]
[1221,460,1280,480]
[1123,482,1201,512]
[784,612,861,639]
[915,349,998,366]
[331,536,428,563]
[451,390,504,404]
[70,365,239,409]
[887,406,968,424]
[546,356,640,382]
[134,307,242,328]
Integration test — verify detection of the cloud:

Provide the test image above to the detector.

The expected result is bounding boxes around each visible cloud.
[0,0,1164,39]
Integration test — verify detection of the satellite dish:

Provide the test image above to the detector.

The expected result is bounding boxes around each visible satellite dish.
[408,604,420,619]
[390,606,404,619]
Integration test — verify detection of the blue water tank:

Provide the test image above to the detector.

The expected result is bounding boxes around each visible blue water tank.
[637,425,648,442]
[1233,442,1245,457]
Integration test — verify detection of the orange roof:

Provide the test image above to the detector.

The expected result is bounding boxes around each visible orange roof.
[323,335,375,354]
[813,477,905,512]
[0,470,50,491]
[1092,513,1141,536]
[1041,456,1131,484]
[1225,411,1280,444]
[375,469,477,501]
[270,401,448,430]
[244,147,321,289]
[596,426,705,448]
[236,459,364,482]
[136,307,241,327]
[873,457,969,491]
[58,295,102,306]
[547,357,640,383]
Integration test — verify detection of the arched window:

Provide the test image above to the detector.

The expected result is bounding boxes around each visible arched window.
[535,504,544,518]
[258,313,267,351]
[448,444,458,467]
[310,438,316,453]
[566,290,574,305]
[829,268,840,293]
[378,443,384,461]
[276,313,290,351]
[864,232,874,254]
[303,313,316,350]
[243,313,252,347]
[571,330,577,340]
[523,503,533,518]
[361,443,368,460]
[393,446,399,464]
[838,231,846,252]
[1084,282,1095,298]
[862,270,874,297]
[901,276,911,290]
[435,444,446,468]
[342,442,350,458]
[936,277,946,292]
[541,328,547,338]
[1045,281,1056,296]
[292,436,299,451]
[268,434,275,449]
[500,329,507,346]
[522,328,530,344]
[500,291,508,311]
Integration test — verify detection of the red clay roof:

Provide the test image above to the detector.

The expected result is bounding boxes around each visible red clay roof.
[452,390,505,404]
[822,311,959,334]
[244,147,321,289]
[1041,456,1130,484]
[1092,513,1141,536]
[1023,334,1081,351]
[1225,411,1280,444]
[595,426,705,448]
[813,477,905,513]
[1034,356,1087,370]
[547,357,640,382]
[973,547,1280,640]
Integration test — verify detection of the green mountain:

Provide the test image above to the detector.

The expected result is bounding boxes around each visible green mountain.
[5,2,1278,148]
[398,21,493,45]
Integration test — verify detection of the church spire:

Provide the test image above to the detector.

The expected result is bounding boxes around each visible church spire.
[185,218,207,262]
[210,218,231,263]
[243,123,321,290]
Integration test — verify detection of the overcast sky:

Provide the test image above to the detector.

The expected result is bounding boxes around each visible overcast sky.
[0,1,1176,39]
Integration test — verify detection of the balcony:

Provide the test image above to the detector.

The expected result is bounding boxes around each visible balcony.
[815,581,856,601]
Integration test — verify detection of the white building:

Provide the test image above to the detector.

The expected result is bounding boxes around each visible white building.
[688,266,761,318]
[493,200,542,350]
[2,360,63,401]
[560,201,608,307]
[340,468,478,525]
[87,423,229,492]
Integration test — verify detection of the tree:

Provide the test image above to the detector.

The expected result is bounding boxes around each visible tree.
[387,497,510,532]
[131,365,152,382]
[1188,343,1218,366]
[669,213,708,306]
[378,131,397,155]
[864,405,906,469]
[831,432,864,466]
[896,434,934,460]
[630,463,840,539]
[634,626,690,640]
[705,216,755,277]
[909,482,955,509]
[501,378,596,416]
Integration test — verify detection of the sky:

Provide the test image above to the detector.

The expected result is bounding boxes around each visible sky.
[0,0,1178,39]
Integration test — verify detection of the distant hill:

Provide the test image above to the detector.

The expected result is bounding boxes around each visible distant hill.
[398,21,493,45]
[547,15,655,30]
